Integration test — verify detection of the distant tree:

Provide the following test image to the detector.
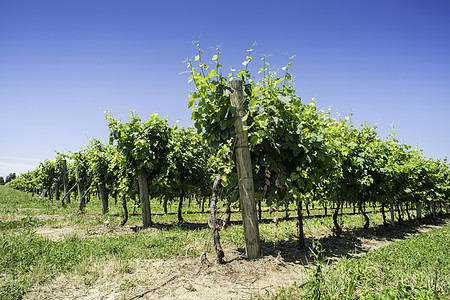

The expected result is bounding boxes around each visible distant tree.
[5,173,16,183]
[0,176,4,185]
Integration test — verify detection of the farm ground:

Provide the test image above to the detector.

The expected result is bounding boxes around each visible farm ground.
[22,214,450,299]
[1,186,448,299]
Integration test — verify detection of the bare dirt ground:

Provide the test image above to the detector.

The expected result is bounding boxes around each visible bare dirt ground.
[25,216,450,300]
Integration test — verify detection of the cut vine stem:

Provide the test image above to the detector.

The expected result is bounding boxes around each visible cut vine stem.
[209,172,224,263]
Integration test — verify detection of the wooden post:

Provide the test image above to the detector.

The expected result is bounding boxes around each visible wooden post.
[416,203,422,219]
[390,203,395,226]
[98,183,109,214]
[229,80,261,259]
[297,198,305,248]
[431,201,436,217]
[54,180,60,201]
[138,173,152,228]
[76,168,85,212]
[62,160,70,205]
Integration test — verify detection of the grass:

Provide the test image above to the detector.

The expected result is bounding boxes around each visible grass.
[266,225,450,299]
[0,185,448,299]
[0,226,207,299]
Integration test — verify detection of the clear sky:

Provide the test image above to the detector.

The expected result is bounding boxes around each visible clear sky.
[1,0,449,178]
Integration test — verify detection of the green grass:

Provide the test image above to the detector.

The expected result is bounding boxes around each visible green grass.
[0,226,207,299]
[0,216,45,230]
[266,225,450,299]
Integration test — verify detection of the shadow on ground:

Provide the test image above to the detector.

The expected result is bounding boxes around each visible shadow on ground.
[259,214,449,266]
[128,213,449,266]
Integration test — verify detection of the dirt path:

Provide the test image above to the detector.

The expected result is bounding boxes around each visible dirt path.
[25,216,450,300]
[24,248,308,300]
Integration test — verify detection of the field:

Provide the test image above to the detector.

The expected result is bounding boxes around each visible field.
[0,185,449,299]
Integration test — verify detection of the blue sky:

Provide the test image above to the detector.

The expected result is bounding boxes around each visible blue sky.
[1,0,449,178]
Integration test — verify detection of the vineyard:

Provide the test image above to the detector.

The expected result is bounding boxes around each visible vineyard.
[3,44,450,299]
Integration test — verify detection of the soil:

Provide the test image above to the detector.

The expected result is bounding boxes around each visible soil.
[24,215,450,300]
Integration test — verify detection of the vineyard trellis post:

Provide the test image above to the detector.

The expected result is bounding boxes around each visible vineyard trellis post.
[62,159,69,205]
[138,173,152,227]
[390,203,395,226]
[431,201,436,217]
[228,80,261,259]
[76,167,85,212]
[98,183,109,214]
[416,203,422,219]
